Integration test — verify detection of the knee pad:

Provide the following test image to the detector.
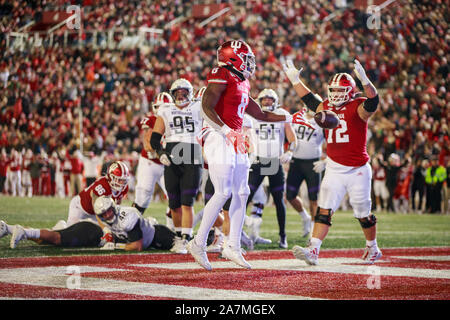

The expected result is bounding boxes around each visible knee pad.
[314,207,333,226]
[358,214,377,229]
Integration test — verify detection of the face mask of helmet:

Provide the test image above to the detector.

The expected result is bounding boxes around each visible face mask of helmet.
[327,86,352,107]
[172,88,190,108]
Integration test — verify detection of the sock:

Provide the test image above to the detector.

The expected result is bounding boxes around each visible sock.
[182,228,193,240]
[310,237,322,253]
[25,228,40,239]
[251,203,264,217]
[299,209,309,220]
[5,223,14,235]
[366,239,378,248]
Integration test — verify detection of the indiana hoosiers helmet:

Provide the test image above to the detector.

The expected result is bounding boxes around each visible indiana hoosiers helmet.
[152,92,173,113]
[327,73,357,107]
[257,88,279,111]
[194,86,207,101]
[107,161,129,193]
[170,78,193,108]
[217,40,255,79]
[94,196,117,224]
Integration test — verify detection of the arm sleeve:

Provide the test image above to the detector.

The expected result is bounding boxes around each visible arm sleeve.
[126,221,143,243]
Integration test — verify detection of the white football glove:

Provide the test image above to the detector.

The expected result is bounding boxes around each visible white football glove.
[282,59,303,85]
[353,59,370,86]
[313,159,327,173]
[280,151,293,164]
[159,152,172,166]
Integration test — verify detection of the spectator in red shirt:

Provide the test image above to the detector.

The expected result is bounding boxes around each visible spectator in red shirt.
[70,150,85,196]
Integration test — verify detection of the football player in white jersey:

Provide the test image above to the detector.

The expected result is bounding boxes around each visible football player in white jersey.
[150,78,203,254]
[245,89,297,249]
[286,107,325,238]
[5,197,176,251]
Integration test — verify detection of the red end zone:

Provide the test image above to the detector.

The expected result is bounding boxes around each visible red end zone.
[0,247,449,300]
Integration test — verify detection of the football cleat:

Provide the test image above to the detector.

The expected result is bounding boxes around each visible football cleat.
[292,245,319,266]
[247,215,263,242]
[170,237,188,254]
[240,230,254,251]
[0,220,8,239]
[10,225,26,249]
[279,235,288,249]
[187,239,212,271]
[254,236,272,245]
[362,246,383,264]
[302,214,312,238]
[221,245,252,269]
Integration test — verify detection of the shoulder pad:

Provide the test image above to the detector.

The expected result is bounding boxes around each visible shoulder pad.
[117,207,140,232]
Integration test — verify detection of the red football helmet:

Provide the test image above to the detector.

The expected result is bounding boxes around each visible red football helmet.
[217,40,255,79]
[107,161,129,193]
[327,73,357,107]
[152,92,173,113]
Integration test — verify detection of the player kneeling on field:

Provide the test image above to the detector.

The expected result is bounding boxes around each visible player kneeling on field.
[2,197,176,251]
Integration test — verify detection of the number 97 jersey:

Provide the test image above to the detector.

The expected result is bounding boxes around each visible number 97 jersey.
[206,66,251,131]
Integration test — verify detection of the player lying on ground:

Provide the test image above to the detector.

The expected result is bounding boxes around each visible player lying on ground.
[2,198,176,252]
[282,58,382,265]
[51,160,130,231]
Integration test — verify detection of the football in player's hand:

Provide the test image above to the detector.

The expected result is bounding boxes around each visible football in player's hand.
[314,110,340,129]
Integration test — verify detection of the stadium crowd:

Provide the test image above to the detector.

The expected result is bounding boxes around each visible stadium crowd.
[0,0,448,213]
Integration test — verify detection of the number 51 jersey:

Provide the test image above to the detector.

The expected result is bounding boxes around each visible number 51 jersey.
[205,66,251,131]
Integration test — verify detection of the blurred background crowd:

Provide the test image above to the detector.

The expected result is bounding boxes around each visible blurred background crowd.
[0,0,448,213]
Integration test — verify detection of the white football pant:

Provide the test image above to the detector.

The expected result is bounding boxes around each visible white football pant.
[195,130,250,249]
[318,157,372,219]
[67,195,98,227]
[134,156,166,208]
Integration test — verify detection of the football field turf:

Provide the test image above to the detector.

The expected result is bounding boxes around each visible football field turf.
[0,196,449,301]
[0,196,449,257]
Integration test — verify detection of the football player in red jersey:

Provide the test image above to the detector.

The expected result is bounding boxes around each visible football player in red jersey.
[132,92,172,216]
[283,58,382,265]
[187,40,313,270]
[53,160,130,229]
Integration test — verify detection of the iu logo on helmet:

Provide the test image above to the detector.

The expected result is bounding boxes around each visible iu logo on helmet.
[230,41,242,50]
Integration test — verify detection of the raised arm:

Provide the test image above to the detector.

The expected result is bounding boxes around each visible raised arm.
[353,59,379,122]
[282,59,324,112]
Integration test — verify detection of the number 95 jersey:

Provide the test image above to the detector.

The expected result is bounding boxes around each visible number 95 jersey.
[158,102,202,144]
[206,66,251,131]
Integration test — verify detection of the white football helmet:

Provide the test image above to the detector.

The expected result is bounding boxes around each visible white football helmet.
[152,92,173,114]
[94,196,117,224]
[107,161,129,193]
[170,78,193,108]
[257,88,279,111]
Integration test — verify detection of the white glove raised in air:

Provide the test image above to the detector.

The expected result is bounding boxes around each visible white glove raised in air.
[353,59,370,86]
[280,151,293,164]
[282,59,303,86]
[313,159,327,173]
